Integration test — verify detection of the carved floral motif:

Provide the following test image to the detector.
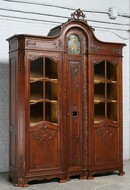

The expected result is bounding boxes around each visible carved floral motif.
[112,48,121,55]
[90,42,100,52]
[28,54,39,60]
[33,126,57,150]
[92,57,118,65]
[71,64,79,91]
[26,40,36,47]
[97,126,116,146]
[53,39,62,49]
[97,127,116,137]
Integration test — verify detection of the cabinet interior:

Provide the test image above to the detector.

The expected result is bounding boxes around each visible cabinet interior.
[29,57,58,126]
[94,61,117,123]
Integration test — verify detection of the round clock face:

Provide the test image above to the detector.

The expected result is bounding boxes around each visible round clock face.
[68,34,80,54]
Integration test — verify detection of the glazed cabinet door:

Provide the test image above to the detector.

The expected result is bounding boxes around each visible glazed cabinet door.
[88,57,123,178]
[25,53,62,178]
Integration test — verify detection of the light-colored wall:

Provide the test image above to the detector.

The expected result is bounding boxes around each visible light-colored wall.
[0,0,129,172]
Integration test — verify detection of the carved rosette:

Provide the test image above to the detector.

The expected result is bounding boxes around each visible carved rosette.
[33,126,57,150]
[90,41,100,52]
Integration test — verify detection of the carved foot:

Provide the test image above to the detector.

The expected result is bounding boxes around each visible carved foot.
[118,171,125,176]
[14,177,29,187]
[80,176,86,180]
[60,179,68,183]
[87,176,94,180]
[16,183,29,187]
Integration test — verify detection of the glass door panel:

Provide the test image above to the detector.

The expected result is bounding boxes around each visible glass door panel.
[94,103,105,123]
[107,83,117,101]
[45,81,58,101]
[94,83,105,102]
[29,56,58,126]
[30,82,43,103]
[94,62,105,82]
[30,103,43,127]
[45,102,58,124]
[94,61,117,123]
[45,58,58,80]
[107,102,117,122]
[107,62,117,82]
[30,57,43,80]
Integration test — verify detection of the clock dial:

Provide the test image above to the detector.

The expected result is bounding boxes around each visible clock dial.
[68,34,80,54]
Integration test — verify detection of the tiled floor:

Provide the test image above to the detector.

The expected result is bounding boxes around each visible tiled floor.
[0,161,130,190]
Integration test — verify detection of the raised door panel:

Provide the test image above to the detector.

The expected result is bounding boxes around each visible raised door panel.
[94,124,119,167]
[28,125,60,171]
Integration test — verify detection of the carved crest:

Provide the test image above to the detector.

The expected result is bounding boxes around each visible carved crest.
[71,9,85,21]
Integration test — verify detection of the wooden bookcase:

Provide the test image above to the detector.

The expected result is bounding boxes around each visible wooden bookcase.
[7,9,125,186]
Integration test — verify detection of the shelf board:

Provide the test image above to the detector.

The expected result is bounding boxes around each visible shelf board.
[30,120,43,127]
[30,98,58,104]
[30,120,58,127]
[94,79,117,84]
[94,120,104,124]
[45,99,58,103]
[30,77,58,83]
[94,120,117,124]
[94,99,117,103]
[45,77,58,83]
[30,99,43,104]
[30,77,44,82]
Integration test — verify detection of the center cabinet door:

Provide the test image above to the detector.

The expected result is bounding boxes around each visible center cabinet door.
[65,31,87,177]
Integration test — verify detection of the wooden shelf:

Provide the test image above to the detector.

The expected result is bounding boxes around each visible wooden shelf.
[30,77,58,83]
[30,99,58,105]
[30,120,43,127]
[94,120,104,124]
[94,79,117,84]
[30,77,44,83]
[94,100,105,103]
[30,99,43,105]
[94,99,117,103]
